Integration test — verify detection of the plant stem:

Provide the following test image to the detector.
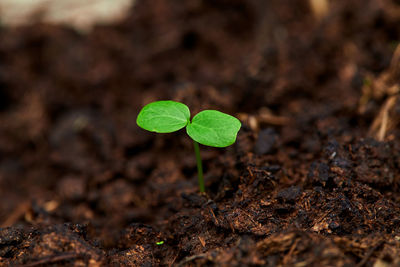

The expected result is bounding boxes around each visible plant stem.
[193,141,205,192]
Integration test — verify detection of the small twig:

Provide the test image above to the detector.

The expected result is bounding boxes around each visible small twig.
[226,217,236,233]
[282,238,300,265]
[247,166,255,185]
[198,236,206,248]
[377,104,388,141]
[176,253,208,267]
[208,207,220,226]
[0,201,30,228]
[370,95,397,141]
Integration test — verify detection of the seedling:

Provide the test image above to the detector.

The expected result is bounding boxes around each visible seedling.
[136,100,241,193]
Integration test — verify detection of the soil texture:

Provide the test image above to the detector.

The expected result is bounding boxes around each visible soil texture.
[1,0,400,266]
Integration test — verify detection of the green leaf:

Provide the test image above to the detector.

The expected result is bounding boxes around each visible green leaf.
[186,110,241,147]
[136,100,190,133]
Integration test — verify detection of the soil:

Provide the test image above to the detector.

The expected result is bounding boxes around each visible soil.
[1,0,400,266]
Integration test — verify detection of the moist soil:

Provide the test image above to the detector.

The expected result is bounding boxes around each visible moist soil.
[1,0,400,266]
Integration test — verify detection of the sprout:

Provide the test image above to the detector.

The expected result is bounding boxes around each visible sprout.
[137,100,241,192]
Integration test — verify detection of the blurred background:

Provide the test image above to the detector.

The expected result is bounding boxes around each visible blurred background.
[0,0,134,31]
[1,0,400,264]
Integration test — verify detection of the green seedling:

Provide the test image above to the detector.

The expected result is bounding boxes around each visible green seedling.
[136,100,241,193]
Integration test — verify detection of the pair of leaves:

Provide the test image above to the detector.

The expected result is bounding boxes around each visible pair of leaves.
[136,100,241,147]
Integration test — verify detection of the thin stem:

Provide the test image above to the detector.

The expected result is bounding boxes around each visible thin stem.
[193,141,205,193]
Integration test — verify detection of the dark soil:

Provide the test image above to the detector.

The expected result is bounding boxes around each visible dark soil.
[1,0,400,266]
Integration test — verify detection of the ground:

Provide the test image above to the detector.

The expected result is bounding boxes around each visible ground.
[1,0,400,266]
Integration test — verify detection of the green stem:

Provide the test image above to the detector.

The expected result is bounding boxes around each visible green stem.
[193,141,205,193]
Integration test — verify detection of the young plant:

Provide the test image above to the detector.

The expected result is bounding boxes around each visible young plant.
[136,100,241,193]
